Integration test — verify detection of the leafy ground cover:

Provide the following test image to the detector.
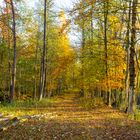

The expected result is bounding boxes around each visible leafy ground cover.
[0,94,140,140]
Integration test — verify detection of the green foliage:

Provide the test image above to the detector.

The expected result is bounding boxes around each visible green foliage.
[0,0,139,117]
[0,98,54,117]
[79,97,104,109]
[0,98,54,109]
[134,108,140,121]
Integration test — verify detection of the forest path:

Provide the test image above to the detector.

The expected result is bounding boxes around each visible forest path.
[0,93,140,140]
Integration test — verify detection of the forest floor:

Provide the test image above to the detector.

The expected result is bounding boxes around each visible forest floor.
[0,93,140,140]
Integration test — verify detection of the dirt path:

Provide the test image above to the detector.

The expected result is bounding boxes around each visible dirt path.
[0,94,140,140]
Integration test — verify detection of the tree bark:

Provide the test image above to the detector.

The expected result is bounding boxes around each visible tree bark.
[125,0,131,106]
[10,0,17,102]
[33,43,38,100]
[128,0,138,114]
[80,27,85,97]
[104,0,111,106]
[39,0,47,101]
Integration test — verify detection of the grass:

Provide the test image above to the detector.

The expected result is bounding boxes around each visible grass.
[0,98,54,116]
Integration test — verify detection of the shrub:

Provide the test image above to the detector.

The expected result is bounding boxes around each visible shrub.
[79,97,104,109]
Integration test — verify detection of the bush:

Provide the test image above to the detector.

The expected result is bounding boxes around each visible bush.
[134,108,140,121]
[79,97,104,109]
[0,91,10,103]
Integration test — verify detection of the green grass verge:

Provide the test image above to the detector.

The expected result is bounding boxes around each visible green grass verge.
[0,98,54,116]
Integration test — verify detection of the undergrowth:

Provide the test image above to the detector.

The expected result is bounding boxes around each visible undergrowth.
[134,109,140,121]
[79,97,104,109]
[0,98,54,116]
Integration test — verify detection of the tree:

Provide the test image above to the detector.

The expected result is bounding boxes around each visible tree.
[103,0,110,106]
[9,0,17,102]
[128,0,138,114]
[39,0,47,100]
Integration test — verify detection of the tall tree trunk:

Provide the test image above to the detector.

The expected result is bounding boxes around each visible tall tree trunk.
[128,0,138,114]
[104,0,110,106]
[80,27,85,97]
[33,43,38,100]
[125,0,131,106]
[10,0,16,102]
[5,0,11,93]
[39,0,47,100]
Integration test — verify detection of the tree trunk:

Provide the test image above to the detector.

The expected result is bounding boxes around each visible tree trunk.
[43,67,47,98]
[5,1,11,94]
[104,0,111,106]
[39,0,47,101]
[80,27,85,97]
[10,0,17,102]
[33,43,38,100]
[125,0,131,106]
[128,0,138,114]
